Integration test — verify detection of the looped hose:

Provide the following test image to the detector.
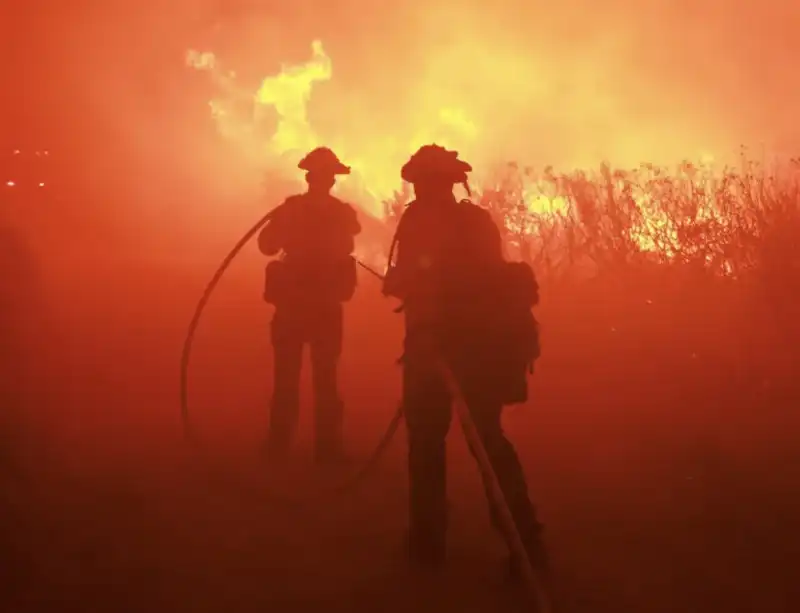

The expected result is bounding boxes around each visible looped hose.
[179,209,555,611]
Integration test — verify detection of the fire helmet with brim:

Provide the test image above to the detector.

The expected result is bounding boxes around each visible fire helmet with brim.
[298,147,351,175]
[401,144,472,185]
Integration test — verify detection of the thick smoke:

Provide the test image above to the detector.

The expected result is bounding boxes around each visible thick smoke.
[13,0,800,222]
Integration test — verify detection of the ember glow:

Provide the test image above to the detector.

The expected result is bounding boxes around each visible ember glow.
[2,149,52,192]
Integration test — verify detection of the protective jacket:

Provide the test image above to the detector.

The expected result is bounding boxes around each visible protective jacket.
[259,192,361,304]
[384,198,539,403]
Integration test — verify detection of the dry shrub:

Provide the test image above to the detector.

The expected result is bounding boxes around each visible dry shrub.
[478,156,800,280]
[383,154,800,318]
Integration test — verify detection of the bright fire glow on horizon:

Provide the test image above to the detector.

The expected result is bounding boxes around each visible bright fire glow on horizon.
[184,38,755,259]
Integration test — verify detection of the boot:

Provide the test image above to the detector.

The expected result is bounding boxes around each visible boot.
[313,398,346,466]
[265,396,298,462]
[261,432,292,462]
[407,531,446,569]
[507,536,549,583]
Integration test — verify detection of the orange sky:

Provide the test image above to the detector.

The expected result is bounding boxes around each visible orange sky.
[7,0,800,218]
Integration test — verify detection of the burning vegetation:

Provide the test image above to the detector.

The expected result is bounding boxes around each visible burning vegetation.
[185,39,800,288]
[384,156,800,283]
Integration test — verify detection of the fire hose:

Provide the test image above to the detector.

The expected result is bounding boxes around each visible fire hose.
[178,209,404,507]
[179,210,554,612]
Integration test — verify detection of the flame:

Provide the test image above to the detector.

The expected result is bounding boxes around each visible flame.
[253,40,331,155]
[184,38,781,270]
[186,40,480,216]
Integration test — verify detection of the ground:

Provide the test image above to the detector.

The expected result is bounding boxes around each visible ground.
[2,222,798,613]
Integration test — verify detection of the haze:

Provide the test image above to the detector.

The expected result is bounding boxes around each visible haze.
[2,1,799,612]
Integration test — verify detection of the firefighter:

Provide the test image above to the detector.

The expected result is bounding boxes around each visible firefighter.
[258,147,361,464]
[382,144,546,579]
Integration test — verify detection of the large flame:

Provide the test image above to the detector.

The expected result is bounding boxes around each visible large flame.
[253,40,331,156]
[184,39,780,266]
[185,40,483,215]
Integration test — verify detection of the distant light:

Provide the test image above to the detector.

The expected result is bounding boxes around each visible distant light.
[12,149,20,155]
[5,181,14,187]
[38,182,45,187]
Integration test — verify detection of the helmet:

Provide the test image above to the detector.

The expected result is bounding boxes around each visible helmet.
[401,144,472,185]
[298,147,351,175]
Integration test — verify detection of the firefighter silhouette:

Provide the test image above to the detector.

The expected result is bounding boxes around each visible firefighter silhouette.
[258,147,361,464]
[383,144,546,578]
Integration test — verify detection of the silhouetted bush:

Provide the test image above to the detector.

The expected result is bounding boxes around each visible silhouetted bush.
[384,154,800,282]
